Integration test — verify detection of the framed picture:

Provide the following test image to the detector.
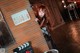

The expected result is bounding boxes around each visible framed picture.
[11,10,31,26]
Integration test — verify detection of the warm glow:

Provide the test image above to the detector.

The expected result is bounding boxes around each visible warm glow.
[64,5,66,8]
[62,0,65,3]
[74,1,77,4]
[70,24,79,43]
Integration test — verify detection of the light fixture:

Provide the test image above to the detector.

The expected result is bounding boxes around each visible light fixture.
[62,0,65,3]
[64,5,66,8]
[74,1,76,4]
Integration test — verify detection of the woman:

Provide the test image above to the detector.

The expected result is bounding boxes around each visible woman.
[32,4,57,49]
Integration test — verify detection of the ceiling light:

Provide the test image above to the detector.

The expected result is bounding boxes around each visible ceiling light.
[74,1,76,4]
[62,0,65,3]
[64,5,66,8]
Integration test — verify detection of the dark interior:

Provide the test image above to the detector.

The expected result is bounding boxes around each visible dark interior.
[0,21,14,48]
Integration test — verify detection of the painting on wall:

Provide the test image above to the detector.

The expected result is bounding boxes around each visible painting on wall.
[11,10,31,26]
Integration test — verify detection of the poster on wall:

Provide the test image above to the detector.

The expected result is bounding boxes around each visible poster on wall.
[11,10,31,26]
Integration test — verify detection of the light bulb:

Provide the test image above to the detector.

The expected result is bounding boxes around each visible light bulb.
[64,5,66,8]
[74,1,76,4]
[62,0,65,3]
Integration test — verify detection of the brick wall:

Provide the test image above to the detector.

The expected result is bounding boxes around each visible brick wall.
[0,0,49,53]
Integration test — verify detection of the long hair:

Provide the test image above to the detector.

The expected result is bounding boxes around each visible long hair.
[32,3,46,16]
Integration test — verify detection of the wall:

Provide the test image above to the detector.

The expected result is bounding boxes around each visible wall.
[0,0,49,53]
[29,0,65,30]
[43,0,64,27]
[67,0,80,2]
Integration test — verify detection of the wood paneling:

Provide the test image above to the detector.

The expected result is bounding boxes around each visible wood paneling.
[44,0,64,26]
[0,0,49,53]
[67,0,80,2]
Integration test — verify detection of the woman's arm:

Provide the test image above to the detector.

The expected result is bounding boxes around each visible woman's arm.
[40,18,45,28]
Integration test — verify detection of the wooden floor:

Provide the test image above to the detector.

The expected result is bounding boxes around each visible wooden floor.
[51,20,80,53]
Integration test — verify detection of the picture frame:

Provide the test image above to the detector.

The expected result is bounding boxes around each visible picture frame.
[11,9,31,26]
